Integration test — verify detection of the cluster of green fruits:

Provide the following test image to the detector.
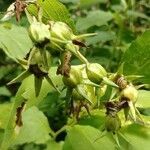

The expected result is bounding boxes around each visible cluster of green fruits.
[7,6,145,134]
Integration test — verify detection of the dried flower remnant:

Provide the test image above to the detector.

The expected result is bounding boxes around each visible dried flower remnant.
[57,51,72,77]
[14,101,26,135]
[14,0,27,21]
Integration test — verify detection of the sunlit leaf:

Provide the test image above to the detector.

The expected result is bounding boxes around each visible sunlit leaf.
[122,30,150,83]
[27,0,75,30]
[0,23,33,61]
[63,125,115,150]
[13,106,51,145]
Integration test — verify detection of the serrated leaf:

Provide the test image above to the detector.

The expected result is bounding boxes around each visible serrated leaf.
[0,24,33,61]
[76,10,113,31]
[122,30,150,83]
[27,0,75,30]
[13,106,51,145]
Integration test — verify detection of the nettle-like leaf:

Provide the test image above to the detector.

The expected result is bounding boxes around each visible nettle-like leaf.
[0,23,33,61]
[27,0,75,30]
[76,10,113,32]
[13,106,51,145]
[122,30,150,83]
[63,125,115,150]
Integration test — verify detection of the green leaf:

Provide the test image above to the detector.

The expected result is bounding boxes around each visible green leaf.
[122,30,150,83]
[27,0,75,30]
[136,90,150,116]
[0,87,27,150]
[119,124,150,150]
[21,67,62,108]
[80,0,107,8]
[0,103,12,129]
[136,90,150,108]
[13,106,51,145]
[0,65,12,80]
[0,129,4,146]
[38,90,66,118]
[0,67,62,149]
[127,10,150,21]
[60,0,79,4]
[76,84,93,104]
[0,23,33,61]
[78,110,105,129]
[86,31,116,45]
[0,86,11,97]
[76,10,113,31]
[46,140,64,150]
[63,125,115,150]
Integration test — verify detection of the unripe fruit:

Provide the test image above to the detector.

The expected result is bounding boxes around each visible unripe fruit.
[121,85,138,103]
[86,63,107,84]
[63,67,82,88]
[29,19,50,43]
[49,21,74,41]
[105,114,121,133]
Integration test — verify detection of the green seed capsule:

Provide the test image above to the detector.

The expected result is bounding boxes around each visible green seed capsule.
[50,21,74,41]
[105,114,121,133]
[29,18,50,43]
[63,67,82,88]
[86,63,107,84]
[121,85,138,103]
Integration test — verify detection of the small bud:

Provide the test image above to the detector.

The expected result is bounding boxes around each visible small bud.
[121,85,138,103]
[29,18,50,43]
[86,63,107,84]
[63,67,82,88]
[105,114,121,133]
